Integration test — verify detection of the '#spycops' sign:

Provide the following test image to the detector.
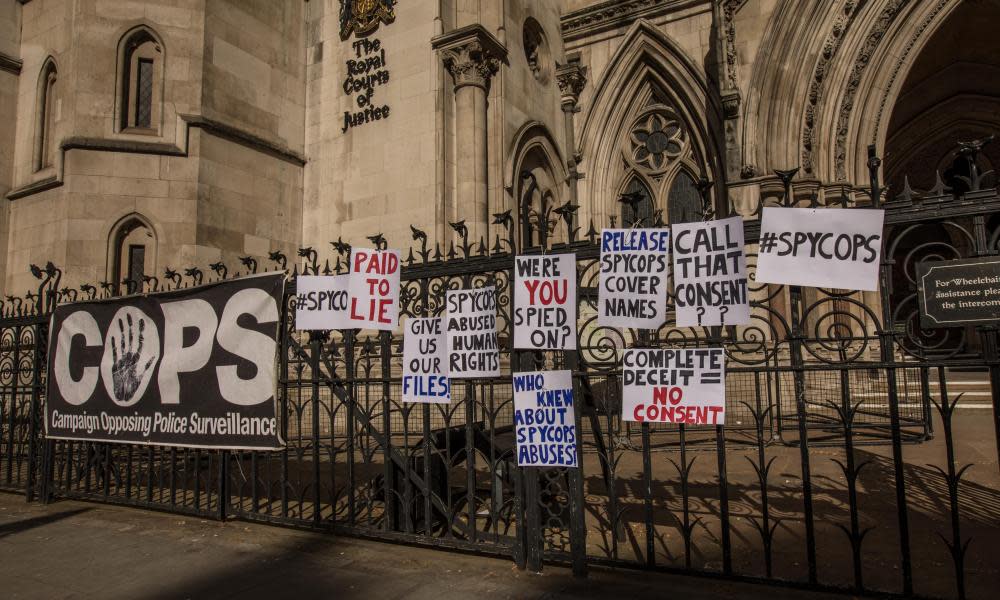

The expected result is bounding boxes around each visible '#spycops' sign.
[45,273,286,450]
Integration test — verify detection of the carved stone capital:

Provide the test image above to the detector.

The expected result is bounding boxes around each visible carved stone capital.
[556,60,588,107]
[432,25,507,92]
[721,90,741,119]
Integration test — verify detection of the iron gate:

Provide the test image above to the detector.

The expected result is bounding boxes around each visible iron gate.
[1,152,999,599]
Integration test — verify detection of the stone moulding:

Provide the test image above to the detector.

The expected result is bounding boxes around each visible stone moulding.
[0,51,22,75]
[560,0,700,42]
[432,24,508,92]
[6,114,306,201]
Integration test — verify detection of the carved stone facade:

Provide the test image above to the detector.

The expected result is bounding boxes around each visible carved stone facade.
[0,0,994,291]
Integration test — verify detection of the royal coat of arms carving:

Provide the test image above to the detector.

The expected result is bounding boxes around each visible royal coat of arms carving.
[340,0,396,40]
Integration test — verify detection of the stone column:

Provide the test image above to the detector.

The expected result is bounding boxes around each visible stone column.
[556,56,587,216]
[433,25,506,245]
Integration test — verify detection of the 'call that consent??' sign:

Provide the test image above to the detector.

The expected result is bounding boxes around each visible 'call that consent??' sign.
[672,217,750,327]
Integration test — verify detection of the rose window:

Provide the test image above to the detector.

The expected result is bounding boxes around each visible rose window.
[628,112,686,172]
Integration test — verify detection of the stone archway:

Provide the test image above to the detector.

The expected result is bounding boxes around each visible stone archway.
[883,0,1000,194]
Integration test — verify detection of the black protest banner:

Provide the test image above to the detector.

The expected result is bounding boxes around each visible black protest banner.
[45,273,286,450]
[672,217,750,327]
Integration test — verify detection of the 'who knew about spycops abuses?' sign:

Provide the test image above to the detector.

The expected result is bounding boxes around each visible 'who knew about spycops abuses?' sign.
[754,207,884,291]
[672,217,750,327]
[622,348,726,425]
[598,229,670,329]
[513,370,578,468]
[45,273,286,450]
[514,254,577,350]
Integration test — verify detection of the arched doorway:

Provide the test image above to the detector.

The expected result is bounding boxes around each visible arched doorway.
[883,1,1000,194]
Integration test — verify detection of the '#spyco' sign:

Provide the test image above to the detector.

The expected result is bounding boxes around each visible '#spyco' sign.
[45,273,286,450]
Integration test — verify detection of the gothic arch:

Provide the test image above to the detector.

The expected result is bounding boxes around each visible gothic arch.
[105,212,160,292]
[115,24,166,134]
[812,0,966,185]
[33,56,58,172]
[506,122,566,247]
[577,19,723,224]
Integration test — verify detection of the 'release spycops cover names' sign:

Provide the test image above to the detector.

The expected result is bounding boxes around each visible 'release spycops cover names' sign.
[46,273,286,450]
[599,229,670,328]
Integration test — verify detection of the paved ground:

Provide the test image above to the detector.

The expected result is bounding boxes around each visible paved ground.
[0,492,847,600]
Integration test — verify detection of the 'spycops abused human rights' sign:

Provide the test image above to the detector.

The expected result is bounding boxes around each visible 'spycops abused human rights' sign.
[447,286,500,378]
[513,370,578,467]
[755,207,884,291]
[514,254,576,350]
[45,273,285,449]
[402,317,449,403]
[672,217,750,327]
[348,247,401,329]
[622,348,726,425]
[599,229,670,328]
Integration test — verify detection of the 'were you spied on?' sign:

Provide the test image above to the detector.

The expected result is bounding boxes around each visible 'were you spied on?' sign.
[598,229,670,329]
[672,216,750,327]
[755,207,884,291]
[513,370,578,468]
[514,254,577,350]
[622,348,726,425]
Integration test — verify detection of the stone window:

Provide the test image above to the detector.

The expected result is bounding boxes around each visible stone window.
[33,58,58,172]
[522,18,551,84]
[618,103,707,225]
[620,177,655,227]
[118,27,163,134]
[667,171,702,225]
[110,215,155,295]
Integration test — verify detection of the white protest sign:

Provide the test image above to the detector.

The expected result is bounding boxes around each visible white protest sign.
[755,207,884,291]
[513,254,576,350]
[672,217,750,327]
[347,247,401,329]
[446,286,500,378]
[622,348,726,425]
[513,370,578,468]
[402,317,449,404]
[295,275,352,330]
[598,229,670,328]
